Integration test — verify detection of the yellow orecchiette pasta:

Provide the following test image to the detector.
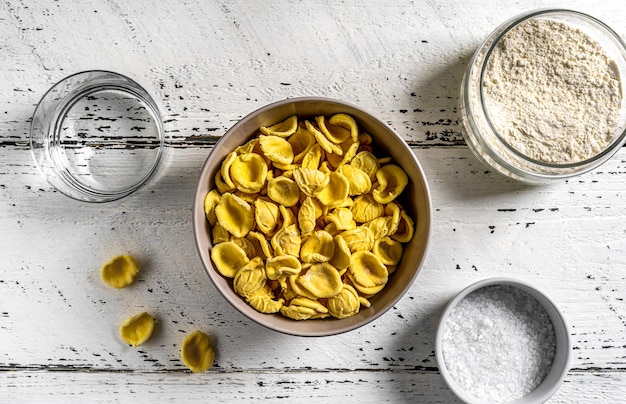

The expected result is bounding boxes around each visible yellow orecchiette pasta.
[212,223,231,244]
[233,257,266,298]
[247,284,284,313]
[350,151,379,181]
[293,167,329,197]
[329,235,351,272]
[267,176,299,207]
[230,236,257,260]
[280,303,317,320]
[289,124,316,162]
[211,241,249,278]
[100,255,140,289]
[341,226,375,252]
[372,164,408,204]
[328,113,359,143]
[351,194,383,223]
[260,115,298,137]
[305,120,342,155]
[220,152,237,189]
[254,198,280,235]
[349,251,389,288]
[290,296,329,314]
[259,135,294,165]
[266,254,302,280]
[327,284,360,319]
[215,193,254,238]
[298,196,321,234]
[204,114,415,320]
[296,262,343,299]
[300,230,335,263]
[339,165,371,196]
[181,331,216,373]
[119,312,155,347]
[203,189,221,225]
[271,223,301,257]
[373,236,403,266]
[324,207,356,231]
[231,153,268,194]
[316,172,350,207]
[301,143,324,170]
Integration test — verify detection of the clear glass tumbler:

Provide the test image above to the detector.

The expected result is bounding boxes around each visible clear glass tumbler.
[30,70,166,202]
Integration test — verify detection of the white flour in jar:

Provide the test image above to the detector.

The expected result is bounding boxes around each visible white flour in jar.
[483,18,622,164]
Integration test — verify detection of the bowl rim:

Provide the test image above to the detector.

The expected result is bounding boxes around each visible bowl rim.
[434,277,571,404]
[192,96,433,337]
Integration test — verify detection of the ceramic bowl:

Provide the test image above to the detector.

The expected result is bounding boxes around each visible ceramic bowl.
[193,97,432,336]
[435,277,571,403]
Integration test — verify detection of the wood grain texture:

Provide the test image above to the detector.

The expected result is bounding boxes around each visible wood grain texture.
[2,0,626,402]
[2,371,625,403]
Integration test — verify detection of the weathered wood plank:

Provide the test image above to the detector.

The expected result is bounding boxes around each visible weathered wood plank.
[1,371,625,403]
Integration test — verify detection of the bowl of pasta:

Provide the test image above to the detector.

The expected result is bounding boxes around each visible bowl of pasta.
[193,97,432,336]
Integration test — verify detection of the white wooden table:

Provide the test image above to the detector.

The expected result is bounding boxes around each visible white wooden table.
[2,1,625,402]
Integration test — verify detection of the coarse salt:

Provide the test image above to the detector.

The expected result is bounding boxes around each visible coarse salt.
[441,285,557,402]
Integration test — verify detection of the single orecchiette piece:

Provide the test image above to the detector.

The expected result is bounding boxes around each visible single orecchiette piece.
[372,164,408,204]
[260,115,298,137]
[181,331,216,373]
[100,255,140,289]
[119,312,155,347]
[210,241,249,278]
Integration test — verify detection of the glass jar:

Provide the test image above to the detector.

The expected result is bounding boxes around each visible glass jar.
[460,9,626,184]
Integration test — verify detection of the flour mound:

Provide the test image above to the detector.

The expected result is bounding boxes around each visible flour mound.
[483,18,622,164]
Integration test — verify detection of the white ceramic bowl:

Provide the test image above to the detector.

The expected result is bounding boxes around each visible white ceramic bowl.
[435,277,571,404]
[193,97,432,336]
